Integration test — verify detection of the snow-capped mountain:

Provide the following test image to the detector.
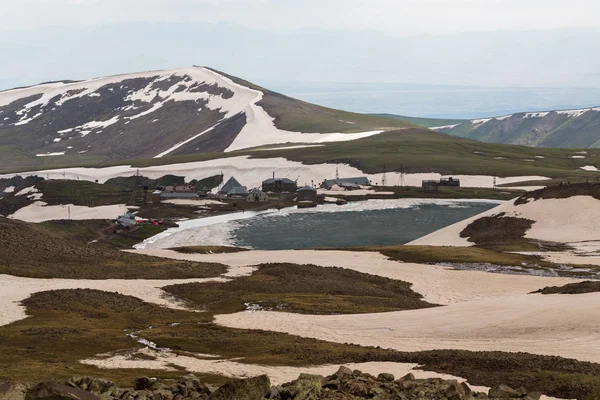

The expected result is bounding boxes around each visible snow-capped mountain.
[432,107,600,148]
[0,67,409,170]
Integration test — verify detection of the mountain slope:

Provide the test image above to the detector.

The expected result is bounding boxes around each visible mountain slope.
[0,67,412,170]
[431,107,600,148]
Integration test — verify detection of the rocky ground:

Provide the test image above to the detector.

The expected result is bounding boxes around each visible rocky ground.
[0,367,544,400]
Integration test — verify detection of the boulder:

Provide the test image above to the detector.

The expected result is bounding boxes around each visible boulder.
[134,377,154,391]
[377,373,395,382]
[329,366,353,380]
[282,374,323,400]
[445,380,472,400]
[208,375,270,400]
[396,373,415,382]
[488,384,522,398]
[26,381,100,400]
[0,382,28,400]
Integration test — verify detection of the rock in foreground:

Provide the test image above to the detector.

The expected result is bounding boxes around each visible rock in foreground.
[1,368,544,400]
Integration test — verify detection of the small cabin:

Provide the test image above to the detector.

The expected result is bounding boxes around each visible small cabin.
[439,177,460,187]
[297,186,318,203]
[247,188,269,203]
[262,177,297,193]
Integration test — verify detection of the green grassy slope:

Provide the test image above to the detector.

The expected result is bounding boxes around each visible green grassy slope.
[3,128,599,181]
[206,67,418,133]
[254,129,600,178]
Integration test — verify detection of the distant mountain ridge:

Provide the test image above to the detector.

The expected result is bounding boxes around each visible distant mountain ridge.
[0,66,411,170]
[429,107,600,148]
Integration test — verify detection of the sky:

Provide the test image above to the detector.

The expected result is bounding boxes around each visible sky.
[3,0,600,36]
[1,0,600,116]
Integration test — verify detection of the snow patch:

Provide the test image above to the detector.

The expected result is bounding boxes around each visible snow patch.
[430,123,461,130]
[36,152,65,157]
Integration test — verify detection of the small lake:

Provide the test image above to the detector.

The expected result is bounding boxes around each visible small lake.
[139,199,500,250]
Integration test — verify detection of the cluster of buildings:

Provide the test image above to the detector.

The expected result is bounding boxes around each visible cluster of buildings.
[151,172,375,207]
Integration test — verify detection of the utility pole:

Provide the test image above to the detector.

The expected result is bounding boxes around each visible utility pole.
[382,163,387,187]
[335,167,339,180]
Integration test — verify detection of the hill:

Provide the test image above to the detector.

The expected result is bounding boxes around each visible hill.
[429,107,600,148]
[370,113,466,129]
[0,67,414,171]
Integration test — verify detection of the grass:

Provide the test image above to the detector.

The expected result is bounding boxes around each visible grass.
[3,288,600,399]
[163,263,437,315]
[3,128,599,185]
[515,182,600,205]
[0,217,227,279]
[533,281,600,295]
[170,246,249,254]
[370,113,465,128]
[264,129,600,178]
[345,245,553,267]
[0,289,224,386]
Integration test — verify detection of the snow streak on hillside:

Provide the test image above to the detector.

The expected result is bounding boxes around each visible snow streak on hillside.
[0,67,383,158]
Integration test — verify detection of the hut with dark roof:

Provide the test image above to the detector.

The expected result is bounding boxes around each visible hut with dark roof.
[297,186,318,203]
[262,177,297,193]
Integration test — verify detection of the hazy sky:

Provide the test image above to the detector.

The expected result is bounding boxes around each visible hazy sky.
[3,0,600,35]
[1,0,600,102]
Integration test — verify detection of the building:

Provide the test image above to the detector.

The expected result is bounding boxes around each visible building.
[321,177,371,190]
[226,186,249,198]
[439,177,460,187]
[164,184,195,193]
[421,177,460,191]
[219,177,246,195]
[247,188,269,203]
[297,186,318,202]
[262,177,297,193]
[421,180,439,192]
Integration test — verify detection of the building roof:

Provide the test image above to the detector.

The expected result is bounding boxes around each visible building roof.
[262,177,296,185]
[298,185,316,192]
[323,177,371,187]
[248,188,266,194]
[220,177,244,194]
[227,186,249,196]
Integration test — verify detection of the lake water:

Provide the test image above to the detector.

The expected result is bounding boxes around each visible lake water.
[140,199,500,250]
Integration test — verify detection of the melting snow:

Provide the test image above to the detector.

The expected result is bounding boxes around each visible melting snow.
[524,112,550,118]
[36,152,65,157]
[581,166,599,171]
[3,186,15,194]
[430,123,461,130]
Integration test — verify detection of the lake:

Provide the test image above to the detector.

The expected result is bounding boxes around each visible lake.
[139,199,500,250]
